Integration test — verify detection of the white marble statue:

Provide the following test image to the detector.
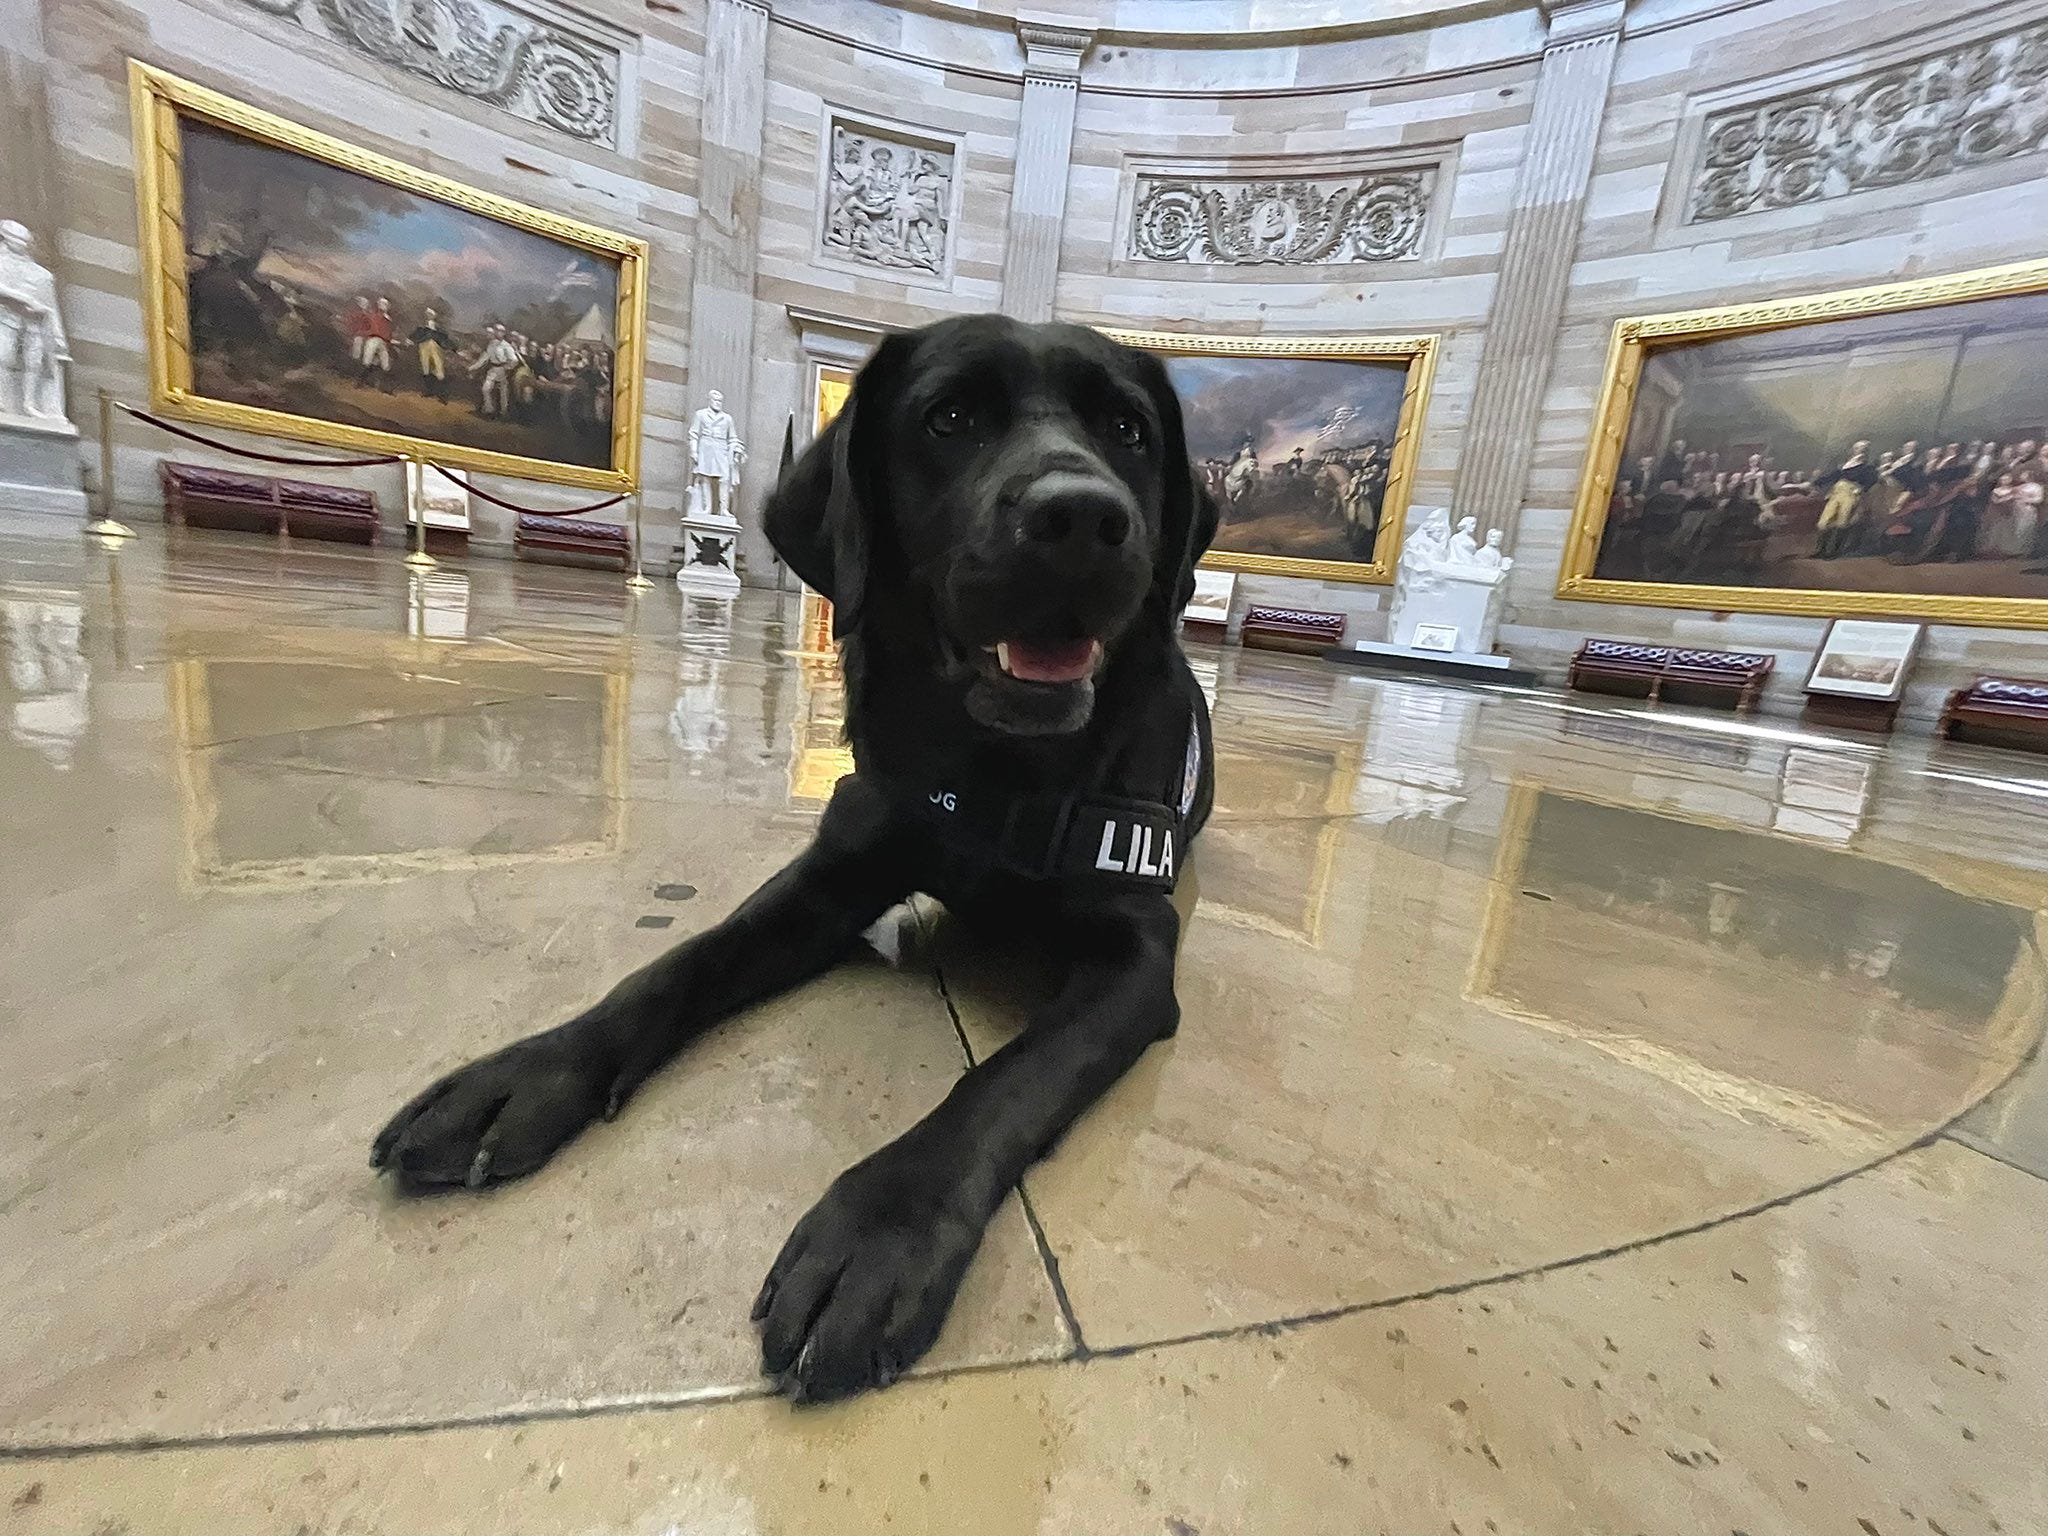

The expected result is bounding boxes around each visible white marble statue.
[687,390,746,522]
[0,221,70,426]
[1386,507,1515,654]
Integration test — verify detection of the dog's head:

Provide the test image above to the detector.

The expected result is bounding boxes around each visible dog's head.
[765,316,1217,737]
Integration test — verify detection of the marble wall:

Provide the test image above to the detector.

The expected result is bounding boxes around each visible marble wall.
[8,0,2048,719]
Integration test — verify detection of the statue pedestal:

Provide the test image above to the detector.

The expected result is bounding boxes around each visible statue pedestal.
[0,416,86,526]
[673,508,742,594]
[1387,563,1508,656]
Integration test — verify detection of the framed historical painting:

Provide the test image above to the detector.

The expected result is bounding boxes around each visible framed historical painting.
[129,64,650,492]
[1103,330,1439,584]
[1559,257,2048,628]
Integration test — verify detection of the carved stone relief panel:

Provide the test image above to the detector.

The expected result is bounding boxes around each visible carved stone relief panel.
[233,0,625,146]
[819,117,959,279]
[1127,168,1437,267]
[1687,21,2048,223]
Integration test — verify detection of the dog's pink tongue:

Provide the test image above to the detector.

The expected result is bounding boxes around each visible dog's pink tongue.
[1002,638,1099,684]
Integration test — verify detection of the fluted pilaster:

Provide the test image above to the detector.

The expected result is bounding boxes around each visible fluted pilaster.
[1451,0,1627,547]
[999,19,1092,321]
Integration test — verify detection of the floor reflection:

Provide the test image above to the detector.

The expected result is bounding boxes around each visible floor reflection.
[3,532,2045,1488]
[3,590,89,770]
[786,645,853,806]
[1471,782,2042,1132]
[167,631,627,888]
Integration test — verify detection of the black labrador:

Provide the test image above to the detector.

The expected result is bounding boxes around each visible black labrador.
[371,314,1220,1402]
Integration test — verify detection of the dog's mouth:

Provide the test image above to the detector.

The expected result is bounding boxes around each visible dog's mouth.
[988,637,1103,685]
[950,634,1107,736]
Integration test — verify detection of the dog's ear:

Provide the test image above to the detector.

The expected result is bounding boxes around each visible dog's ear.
[764,335,908,639]
[1132,348,1220,618]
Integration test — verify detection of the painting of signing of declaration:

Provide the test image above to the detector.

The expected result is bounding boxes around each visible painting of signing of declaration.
[1563,264,2048,626]
[132,66,647,489]
[1109,332,1437,582]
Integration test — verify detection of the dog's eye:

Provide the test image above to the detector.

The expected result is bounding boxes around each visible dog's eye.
[925,400,975,439]
[1110,415,1146,450]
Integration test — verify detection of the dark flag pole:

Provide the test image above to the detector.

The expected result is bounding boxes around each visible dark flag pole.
[773,414,797,591]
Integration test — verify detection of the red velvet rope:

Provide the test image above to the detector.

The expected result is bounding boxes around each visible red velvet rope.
[116,402,632,515]
[118,405,404,468]
[428,463,628,517]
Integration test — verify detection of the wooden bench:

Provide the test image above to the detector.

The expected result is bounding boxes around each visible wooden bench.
[1939,676,2048,754]
[1568,639,1775,713]
[514,513,631,570]
[1240,606,1345,655]
[159,462,378,545]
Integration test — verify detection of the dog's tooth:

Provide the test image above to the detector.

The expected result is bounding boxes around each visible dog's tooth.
[996,641,1012,675]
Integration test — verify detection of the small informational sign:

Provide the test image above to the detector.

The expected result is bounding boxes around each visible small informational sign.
[407,461,473,533]
[1410,622,1461,653]
[1804,619,1923,701]
[1182,569,1237,627]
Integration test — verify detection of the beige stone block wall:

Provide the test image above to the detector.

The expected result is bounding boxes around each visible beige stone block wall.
[35,0,705,554]
[1506,0,2048,721]
[736,10,1025,582]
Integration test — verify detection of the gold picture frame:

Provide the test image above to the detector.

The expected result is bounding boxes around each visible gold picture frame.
[129,62,650,493]
[1103,329,1439,584]
[812,361,855,439]
[1558,257,2048,628]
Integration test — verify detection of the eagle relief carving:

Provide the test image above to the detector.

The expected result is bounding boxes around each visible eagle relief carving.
[1129,170,1435,266]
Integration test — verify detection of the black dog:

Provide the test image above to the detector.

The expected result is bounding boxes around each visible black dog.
[371,315,1219,1402]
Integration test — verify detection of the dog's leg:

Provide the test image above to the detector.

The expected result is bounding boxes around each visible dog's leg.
[372,780,909,1191]
[755,892,1180,1401]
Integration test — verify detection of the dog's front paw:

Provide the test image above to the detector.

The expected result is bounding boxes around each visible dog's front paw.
[370,1024,618,1192]
[752,1157,986,1403]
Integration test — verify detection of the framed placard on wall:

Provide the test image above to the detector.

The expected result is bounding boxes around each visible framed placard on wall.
[1805,619,1924,701]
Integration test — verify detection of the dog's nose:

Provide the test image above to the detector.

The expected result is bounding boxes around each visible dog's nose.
[1017,473,1133,551]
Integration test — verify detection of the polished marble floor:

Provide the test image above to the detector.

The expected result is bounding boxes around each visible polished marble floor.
[2,528,2044,1533]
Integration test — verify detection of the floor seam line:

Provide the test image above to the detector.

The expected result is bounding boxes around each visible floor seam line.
[925,944,1091,1358]
[1937,1129,2046,1184]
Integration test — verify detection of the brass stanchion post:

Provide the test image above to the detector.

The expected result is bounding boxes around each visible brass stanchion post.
[404,457,438,569]
[85,389,136,539]
[625,489,654,590]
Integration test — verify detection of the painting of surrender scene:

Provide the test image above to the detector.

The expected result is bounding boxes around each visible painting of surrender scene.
[1168,354,1406,568]
[1131,340,1429,579]
[134,68,645,485]
[1586,285,2048,613]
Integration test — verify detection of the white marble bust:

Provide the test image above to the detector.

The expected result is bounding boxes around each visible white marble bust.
[1446,515,1481,567]
[0,220,71,427]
